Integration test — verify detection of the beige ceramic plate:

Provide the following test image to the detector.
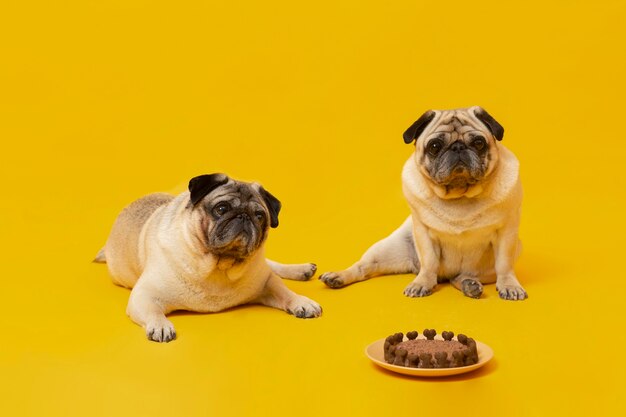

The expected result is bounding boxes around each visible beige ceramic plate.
[365,336,494,377]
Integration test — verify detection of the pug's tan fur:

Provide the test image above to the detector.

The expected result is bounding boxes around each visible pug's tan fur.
[320,106,527,300]
[97,175,321,342]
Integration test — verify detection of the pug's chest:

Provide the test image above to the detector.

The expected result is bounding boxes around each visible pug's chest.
[431,228,497,277]
[173,271,267,313]
[416,199,506,235]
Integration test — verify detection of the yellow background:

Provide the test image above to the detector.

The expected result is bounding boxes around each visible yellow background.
[1,1,625,416]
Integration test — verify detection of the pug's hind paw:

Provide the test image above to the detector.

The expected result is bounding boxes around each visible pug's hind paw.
[302,263,317,280]
[461,279,483,299]
[146,318,177,343]
[403,282,434,297]
[286,296,322,318]
[273,262,317,281]
[319,272,346,288]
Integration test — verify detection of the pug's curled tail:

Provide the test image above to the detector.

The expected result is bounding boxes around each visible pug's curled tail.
[93,248,106,263]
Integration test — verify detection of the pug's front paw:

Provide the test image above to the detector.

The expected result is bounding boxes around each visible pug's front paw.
[286,296,322,318]
[403,282,434,297]
[146,318,177,343]
[497,285,528,301]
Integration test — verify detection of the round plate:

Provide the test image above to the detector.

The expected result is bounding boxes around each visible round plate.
[365,336,494,377]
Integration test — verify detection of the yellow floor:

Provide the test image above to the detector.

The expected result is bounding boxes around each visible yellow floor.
[1,1,625,416]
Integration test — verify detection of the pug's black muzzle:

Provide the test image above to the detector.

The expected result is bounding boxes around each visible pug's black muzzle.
[433,147,484,185]
[210,212,263,257]
[224,214,250,236]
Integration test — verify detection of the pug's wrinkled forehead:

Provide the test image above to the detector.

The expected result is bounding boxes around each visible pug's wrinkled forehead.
[428,111,489,141]
[207,180,260,206]
[403,106,504,145]
[187,173,281,228]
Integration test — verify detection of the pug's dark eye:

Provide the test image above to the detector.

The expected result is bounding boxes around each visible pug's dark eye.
[213,202,231,217]
[426,139,444,157]
[471,136,486,151]
[254,211,265,221]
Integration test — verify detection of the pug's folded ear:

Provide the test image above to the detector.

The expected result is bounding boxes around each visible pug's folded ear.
[188,173,229,206]
[259,187,281,228]
[473,106,504,141]
[403,110,436,144]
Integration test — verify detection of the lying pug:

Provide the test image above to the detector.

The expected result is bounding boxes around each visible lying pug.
[320,106,527,300]
[95,174,322,342]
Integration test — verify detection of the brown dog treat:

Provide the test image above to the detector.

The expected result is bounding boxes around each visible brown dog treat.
[385,335,395,345]
[394,333,404,344]
[452,351,465,367]
[467,339,478,363]
[434,351,449,368]
[393,349,407,366]
[385,344,397,363]
[407,353,420,368]
[406,331,418,340]
[441,331,454,341]
[463,348,475,366]
[419,353,434,368]
[457,334,468,345]
[388,334,401,345]
[423,329,436,340]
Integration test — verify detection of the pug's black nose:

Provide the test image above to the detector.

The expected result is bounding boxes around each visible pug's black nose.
[450,141,466,152]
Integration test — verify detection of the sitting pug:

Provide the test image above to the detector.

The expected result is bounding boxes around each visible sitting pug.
[95,174,322,342]
[320,106,527,300]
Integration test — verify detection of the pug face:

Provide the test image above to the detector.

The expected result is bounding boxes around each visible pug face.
[422,121,494,189]
[187,174,281,260]
[403,106,505,199]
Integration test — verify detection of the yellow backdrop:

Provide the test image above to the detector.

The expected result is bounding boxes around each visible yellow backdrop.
[1,1,625,416]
